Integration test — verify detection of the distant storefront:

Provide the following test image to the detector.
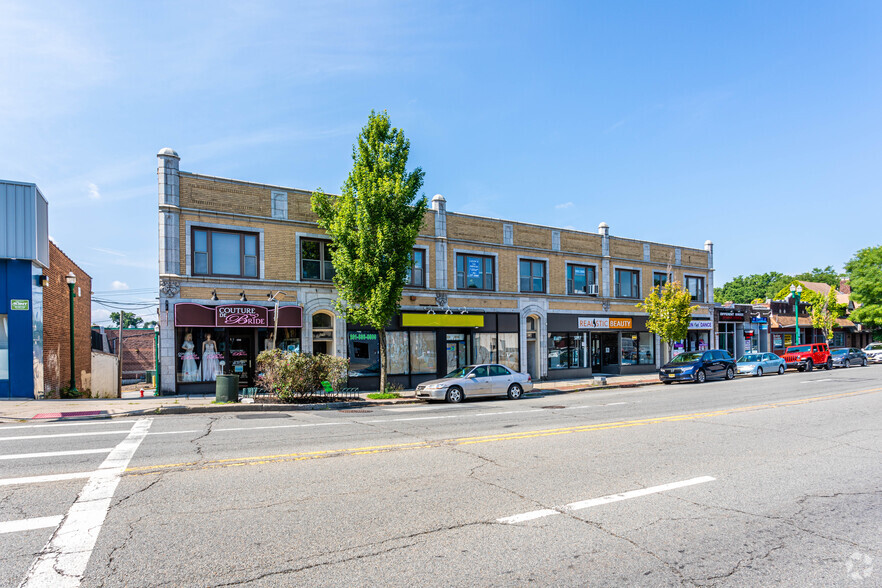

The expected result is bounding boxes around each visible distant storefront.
[546,314,655,378]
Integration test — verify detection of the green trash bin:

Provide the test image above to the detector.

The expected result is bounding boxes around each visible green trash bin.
[215,375,239,403]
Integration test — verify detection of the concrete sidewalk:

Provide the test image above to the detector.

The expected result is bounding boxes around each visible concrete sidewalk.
[0,373,661,422]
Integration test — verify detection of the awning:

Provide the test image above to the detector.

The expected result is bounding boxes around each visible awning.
[401,313,484,328]
[174,303,303,328]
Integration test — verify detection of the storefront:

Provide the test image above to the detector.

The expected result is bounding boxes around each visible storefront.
[346,312,520,390]
[715,307,750,359]
[173,303,303,393]
[671,319,712,358]
[546,314,656,378]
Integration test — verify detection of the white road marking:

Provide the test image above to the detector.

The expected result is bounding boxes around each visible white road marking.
[497,476,716,524]
[0,420,137,430]
[147,429,202,436]
[0,515,63,535]
[802,379,834,383]
[213,422,347,433]
[605,402,627,406]
[0,448,114,461]
[364,408,546,424]
[21,418,153,588]
[0,430,131,442]
[0,471,94,487]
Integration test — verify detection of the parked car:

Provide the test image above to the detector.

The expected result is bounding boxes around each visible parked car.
[659,349,736,384]
[783,342,832,372]
[863,342,882,364]
[736,352,787,377]
[830,347,868,368]
[414,364,533,403]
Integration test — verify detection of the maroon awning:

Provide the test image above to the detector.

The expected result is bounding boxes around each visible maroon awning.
[175,303,302,328]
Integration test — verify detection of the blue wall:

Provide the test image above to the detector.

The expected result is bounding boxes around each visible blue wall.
[0,259,39,398]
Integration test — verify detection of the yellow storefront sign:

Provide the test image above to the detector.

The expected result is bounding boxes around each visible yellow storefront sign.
[401,313,484,328]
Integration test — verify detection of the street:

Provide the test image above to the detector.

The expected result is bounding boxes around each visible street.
[2,367,881,587]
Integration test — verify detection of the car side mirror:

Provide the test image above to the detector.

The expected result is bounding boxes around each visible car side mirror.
[467,373,476,378]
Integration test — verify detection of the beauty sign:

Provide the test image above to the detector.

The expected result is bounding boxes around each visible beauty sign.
[214,305,268,327]
[578,317,632,329]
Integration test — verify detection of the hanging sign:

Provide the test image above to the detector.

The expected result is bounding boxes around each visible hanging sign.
[10,299,29,311]
[578,317,632,329]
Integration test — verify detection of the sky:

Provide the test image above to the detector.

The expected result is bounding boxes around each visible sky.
[2,0,880,325]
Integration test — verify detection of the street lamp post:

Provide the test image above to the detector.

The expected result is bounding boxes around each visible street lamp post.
[153,324,160,392]
[790,284,803,345]
[268,291,286,349]
[65,272,78,393]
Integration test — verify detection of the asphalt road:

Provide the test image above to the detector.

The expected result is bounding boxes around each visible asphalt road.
[2,365,881,587]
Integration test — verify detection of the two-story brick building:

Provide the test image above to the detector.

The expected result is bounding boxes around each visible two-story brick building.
[156,148,716,394]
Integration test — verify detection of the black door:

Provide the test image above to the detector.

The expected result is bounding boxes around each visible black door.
[227,330,254,387]
[601,333,618,372]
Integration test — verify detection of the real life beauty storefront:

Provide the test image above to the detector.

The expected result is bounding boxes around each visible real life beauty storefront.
[173,303,303,393]
[546,314,656,378]
[345,312,520,390]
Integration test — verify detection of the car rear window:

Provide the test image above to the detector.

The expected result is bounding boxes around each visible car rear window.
[490,365,510,377]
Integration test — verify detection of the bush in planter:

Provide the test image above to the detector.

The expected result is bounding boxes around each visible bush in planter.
[256,350,350,402]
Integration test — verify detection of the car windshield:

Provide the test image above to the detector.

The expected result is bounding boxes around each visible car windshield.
[786,345,811,353]
[867,344,882,351]
[444,366,476,378]
[670,352,703,364]
[831,349,847,355]
[738,354,762,363]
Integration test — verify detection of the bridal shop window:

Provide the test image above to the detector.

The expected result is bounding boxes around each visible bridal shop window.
[192,228,259,278]
[176,329,227,383]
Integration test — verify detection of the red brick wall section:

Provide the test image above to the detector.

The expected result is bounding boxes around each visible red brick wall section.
[43,242,92,396]
[103,329,156,380]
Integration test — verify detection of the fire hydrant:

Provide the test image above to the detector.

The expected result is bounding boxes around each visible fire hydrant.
[139,388,145,398]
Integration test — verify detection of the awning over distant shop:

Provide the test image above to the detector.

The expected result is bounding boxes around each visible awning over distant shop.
[401,313,484,328]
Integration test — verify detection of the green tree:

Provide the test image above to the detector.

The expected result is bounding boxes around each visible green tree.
[143,320,158,329]
[772,281,847,341]
[638,281,699,361]
[714,272,791,304]
[109,311,143,328]
[312,111,428,392]
[793,266,842,287]
[844,246,882,331]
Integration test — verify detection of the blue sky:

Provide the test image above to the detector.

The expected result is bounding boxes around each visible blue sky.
[2,1,880,324]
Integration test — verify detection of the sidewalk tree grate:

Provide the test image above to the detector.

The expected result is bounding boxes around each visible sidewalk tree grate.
[340,409,372,413]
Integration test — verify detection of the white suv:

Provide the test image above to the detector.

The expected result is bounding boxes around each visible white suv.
[864,342,882,364]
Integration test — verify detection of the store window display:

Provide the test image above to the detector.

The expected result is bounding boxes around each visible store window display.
[201,333,222,381]
[177,329,228,383]
[621,332,654,365]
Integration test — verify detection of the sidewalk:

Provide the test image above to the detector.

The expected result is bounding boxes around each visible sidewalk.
[0,373,661,422]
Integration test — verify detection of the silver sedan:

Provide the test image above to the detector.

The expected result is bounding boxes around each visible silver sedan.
[415,364,534,403]
[736,352,787,377]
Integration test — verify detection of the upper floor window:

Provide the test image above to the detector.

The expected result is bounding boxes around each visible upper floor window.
[301,239,335,281]
[567,264,597,295]
[405,249,426,287]
[519,259,546,293]
[653,272,669,289]
[615,269,640,299]
[685,276,705,302]
[456,253,494,290]
[192,228,258,278]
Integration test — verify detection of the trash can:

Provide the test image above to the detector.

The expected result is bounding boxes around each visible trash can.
[215,375,239,403]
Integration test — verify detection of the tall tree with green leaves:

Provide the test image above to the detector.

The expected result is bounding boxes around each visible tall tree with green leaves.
[312,111,428,392]
[109,311,143,328]
[638,281,699,361]
[844,245,882,333]
[714,272,791,304]
[793,266,842,287]
[772,281,847,341]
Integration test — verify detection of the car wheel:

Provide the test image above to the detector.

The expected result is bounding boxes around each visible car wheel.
[507,383,523,400]
[445,387,463,404]
[662,381,672,385]
[695,369,706,383]
[826,359,833,370]
[778,364,785,375]
[725,367,735,380]
[805,360,813,372]
[756,367,763,377]
[863,358,868,367]
[844,359,850,368]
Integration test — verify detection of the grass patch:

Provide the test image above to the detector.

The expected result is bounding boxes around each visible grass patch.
[366,392,401,400]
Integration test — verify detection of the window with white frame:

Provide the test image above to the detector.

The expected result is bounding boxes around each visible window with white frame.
[567,264,597,295]
[192,228,259,278]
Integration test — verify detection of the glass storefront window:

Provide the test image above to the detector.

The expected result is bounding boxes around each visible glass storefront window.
[548,333,588,369]
[348,331,379,376]
[498,333,519,371]
[622,332,654,365]
[410,332,436,374]
[475,333,497,364]
[312,312,334,355]
[387,331,409,374]
[176,328,227,383]
[718,323,735,355]
[0,315,8,380]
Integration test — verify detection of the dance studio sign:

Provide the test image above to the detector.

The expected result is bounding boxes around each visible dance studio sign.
[215,305,268,326]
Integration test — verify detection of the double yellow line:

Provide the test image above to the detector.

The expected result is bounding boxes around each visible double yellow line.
[125,387,881,477]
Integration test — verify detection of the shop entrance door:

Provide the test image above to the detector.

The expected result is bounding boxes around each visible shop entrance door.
[597,333,619,373]
[228,331,254,387]
[591,335,602,372]
[445,333,468,373]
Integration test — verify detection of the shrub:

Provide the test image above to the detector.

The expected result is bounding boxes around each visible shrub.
[256,350,350,402]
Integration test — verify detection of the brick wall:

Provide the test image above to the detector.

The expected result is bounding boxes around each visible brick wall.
[104,329,155,380]
[43,242,91,395]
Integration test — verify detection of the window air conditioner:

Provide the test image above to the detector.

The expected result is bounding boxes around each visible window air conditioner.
[586,283,599,295]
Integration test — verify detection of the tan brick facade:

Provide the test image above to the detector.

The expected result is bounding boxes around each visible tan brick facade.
[43,242,92,395]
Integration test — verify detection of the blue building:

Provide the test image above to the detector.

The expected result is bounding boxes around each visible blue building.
[1,180,49,399]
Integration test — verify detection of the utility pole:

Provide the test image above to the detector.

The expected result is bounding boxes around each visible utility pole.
[118,311,123,398]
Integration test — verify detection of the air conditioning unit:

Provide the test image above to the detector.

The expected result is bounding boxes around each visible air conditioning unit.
[586,283,599,295]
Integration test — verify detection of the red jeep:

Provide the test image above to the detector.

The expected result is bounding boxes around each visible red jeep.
[783,342,832,372]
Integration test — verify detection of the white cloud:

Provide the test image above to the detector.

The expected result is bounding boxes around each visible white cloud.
[48,235,57,244]
[111,280,129,290]
[555,202,574,209]
[87,182,101,200]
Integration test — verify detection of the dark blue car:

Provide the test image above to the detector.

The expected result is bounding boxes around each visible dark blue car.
[659,349,737,384]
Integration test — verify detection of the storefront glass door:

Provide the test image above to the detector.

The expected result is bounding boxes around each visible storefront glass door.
[445,333,468,373]
[228,331,253,387]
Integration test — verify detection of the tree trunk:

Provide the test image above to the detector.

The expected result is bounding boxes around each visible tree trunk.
[377,327,388,393]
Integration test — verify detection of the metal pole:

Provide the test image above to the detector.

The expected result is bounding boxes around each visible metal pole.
[273,299,280,349]
[68,283,77,393]
[118,311,123,398]
[794,291,801,345]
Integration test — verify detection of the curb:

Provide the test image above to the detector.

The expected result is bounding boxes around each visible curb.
[0,378,661,421]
